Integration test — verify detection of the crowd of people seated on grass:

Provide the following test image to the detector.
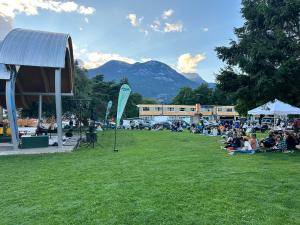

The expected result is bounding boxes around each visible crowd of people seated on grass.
[190,121,246,136]
[190,118,299,136]
[221,129,300,155]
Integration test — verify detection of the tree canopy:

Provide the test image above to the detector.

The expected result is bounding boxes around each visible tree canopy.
[172,84,234,106]
[215,0,300,115]
[21,62,152,120]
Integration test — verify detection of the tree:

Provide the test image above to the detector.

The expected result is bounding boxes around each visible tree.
[215,0,300,115]
[172,87,195,105]
[124,93,143,118]
[193,84,213,105]
[21,63,92,118]
[142,98,158,104]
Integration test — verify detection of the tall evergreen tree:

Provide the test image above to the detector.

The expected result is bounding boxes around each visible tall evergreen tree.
[215,0,300,115]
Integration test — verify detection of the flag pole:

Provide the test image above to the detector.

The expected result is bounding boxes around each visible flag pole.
[114,84,131,152]
[113,124,118,152]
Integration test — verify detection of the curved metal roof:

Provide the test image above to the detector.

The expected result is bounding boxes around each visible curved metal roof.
[0,29,75,109]
[0,28,73,68]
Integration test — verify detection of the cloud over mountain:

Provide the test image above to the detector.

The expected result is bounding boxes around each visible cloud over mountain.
[177,53,206,73]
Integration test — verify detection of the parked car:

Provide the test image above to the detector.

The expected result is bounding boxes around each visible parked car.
[151,121,172,130]
[261,117,274,125]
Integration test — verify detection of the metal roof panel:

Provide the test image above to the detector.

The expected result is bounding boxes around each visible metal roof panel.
[0,28,70,68]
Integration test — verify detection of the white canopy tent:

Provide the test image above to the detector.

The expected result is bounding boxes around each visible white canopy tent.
[248,99,300,115]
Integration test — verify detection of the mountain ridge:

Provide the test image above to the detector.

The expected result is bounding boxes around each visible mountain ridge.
[88,60,214,101]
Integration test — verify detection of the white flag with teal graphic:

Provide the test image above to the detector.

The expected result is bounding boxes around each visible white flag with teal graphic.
[116,84,131,126]
[105,100,113,121]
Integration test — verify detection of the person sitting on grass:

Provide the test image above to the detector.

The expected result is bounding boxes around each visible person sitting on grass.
[260,131,275,148]
[225,134,242,150]
[271,134,287,152]
[219,124,225,135]
[249,133,259,150]
[228,134,258,155]
[296,133,300,150]
[284,131,297,152]
[212,126,218,136]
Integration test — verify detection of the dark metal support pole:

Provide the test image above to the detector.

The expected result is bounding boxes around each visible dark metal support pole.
[79,103,82,140]
[113,125,118,152]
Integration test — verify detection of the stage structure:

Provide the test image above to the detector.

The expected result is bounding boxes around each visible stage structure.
[0,28,74,149]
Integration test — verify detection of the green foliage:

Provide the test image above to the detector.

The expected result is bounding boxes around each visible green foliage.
[0,131,299,224]
[172,84,235,105]
[62,62,92,121]
[215,0,300,115]
[142,98,158,104]
[90,75,144,120]
[124,92,143,118]
[172,87,195,105]
[20,63,145,120]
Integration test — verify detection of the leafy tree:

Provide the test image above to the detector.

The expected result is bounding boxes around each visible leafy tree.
[124,92,143,118]
[193,84,213,105]
[172,87,195,105]
[21,63,92,119]
[20,63,151,120]
[142,98,158,104]
[171,84,234,106]
[215,0,300,115]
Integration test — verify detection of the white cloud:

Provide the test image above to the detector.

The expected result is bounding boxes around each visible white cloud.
[202,27,209,32]
[150,20,161,32]
[126,13,143,27]
[177,53,206,73]
[78,5,95,15]
[83,51,136,69]
[84,17,89,23]
[162,9,174,19]
[79,48,87,54]
[164,22,183,32]
[141,57,152,62]
[79,27,83,31]
[0,16,12,40]
[73,43,78,50]
[0,0,95,18]
[150,20,183,33]
[140,29,149,36]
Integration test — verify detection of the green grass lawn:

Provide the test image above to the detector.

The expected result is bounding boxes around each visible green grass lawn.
[0,130,299,225]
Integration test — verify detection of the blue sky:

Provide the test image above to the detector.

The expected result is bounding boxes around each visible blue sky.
[0,0,243,82]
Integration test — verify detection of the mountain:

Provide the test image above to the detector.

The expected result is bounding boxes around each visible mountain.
[182,73,206,85]
[88,60,200,102]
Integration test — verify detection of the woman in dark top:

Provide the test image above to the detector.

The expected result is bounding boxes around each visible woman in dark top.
[284,131,297,150]
[261,132,275,148]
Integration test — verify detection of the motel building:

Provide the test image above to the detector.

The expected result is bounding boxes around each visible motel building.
[137,104,239,123]
[137,104,196,123]
[195,104,239,122]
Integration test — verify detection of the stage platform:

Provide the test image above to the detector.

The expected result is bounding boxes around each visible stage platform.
[0,136,80,156]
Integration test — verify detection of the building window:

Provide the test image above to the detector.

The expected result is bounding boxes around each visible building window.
[155,107,161,111]
[180,108,185,111]
[191,108,195,111]
[226,108,233,112]
[168,107,174,111]
[143,107,150,111]
[218,107,222,112]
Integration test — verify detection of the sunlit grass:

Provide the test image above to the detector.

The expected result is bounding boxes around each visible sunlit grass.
[0,130,299,225]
